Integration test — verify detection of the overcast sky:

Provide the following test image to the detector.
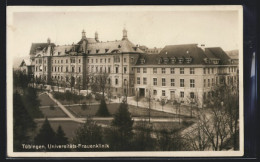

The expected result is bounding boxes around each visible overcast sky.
[9,6,241,59]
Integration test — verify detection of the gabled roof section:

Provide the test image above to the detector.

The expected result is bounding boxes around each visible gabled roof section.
[30,43,55,55]
[86,39,144,54]
[20,59,31,67]
[206,47,231,65]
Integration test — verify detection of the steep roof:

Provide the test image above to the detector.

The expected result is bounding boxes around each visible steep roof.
[206,47,231,64]
[86,39,144,54]
[135,44,232,66]
[29,43,55,55]
[20,58,31,67]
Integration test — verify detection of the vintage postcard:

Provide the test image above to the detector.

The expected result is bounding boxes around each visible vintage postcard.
[7,6,243,157]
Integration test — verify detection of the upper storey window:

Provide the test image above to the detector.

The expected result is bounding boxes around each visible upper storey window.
[185,57,192,64]
[171,57,176,64]
[158,57,163,64]
[140,58,145,64]
[70,58,76,63]
[204,58,210,64]
[114,56,120,63]
[212,60,219,65]
[178,57,184,64]
[163,57,169,64]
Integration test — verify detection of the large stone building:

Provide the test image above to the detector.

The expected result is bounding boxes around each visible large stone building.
[26,28,238,106]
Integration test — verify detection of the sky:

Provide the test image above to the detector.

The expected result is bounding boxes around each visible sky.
[9,6,241,59]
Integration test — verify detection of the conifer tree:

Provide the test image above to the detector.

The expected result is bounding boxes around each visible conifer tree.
[13,92,36,151]
[96,99,110,117]
[73,117,103,151]
[110,100,134,150]
[55,125,68,145]
[34,118,56,151]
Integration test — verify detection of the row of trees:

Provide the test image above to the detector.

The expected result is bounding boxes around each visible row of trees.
[184,83,239,151]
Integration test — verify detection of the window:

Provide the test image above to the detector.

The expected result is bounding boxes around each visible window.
[180,68,184,74]
[180,79,184,87]
[66,67,68,72]
[208,79,210,87]
[162,68,166,74]
[208,68,210,74]
[115,67,119,73]
[212,78,214,86]
[143,78,147,85]
[211,68,214,74]
[162,78,166,86]
[70,58,75,63]
[72,67,75,72]
[137,68,140,73]
[96,59,98,63]
[143,68,147,73]
[124,58,127,63]
[131,58,134,63]
[171,79,175,86]
[153,68,157,74]
[115,78,118,85]
[44,66,47,72]
[100,59,102,63]
[170,68,175,74]
[216,77,218,85]
[153,90,157,95]
[100,67,102,73]
[79,67,81,73]
[190,68,195,74]
[190,79,195,88]
[108,67,111,73]
[39,59,42,64]
[204,79,206,87]
[61,60,63,64]
[137,77,140,84]
[162,90,166,96]
[190,92,195,99]
[153,78,157,85]
[204,68,206,74]
[108,58,110,63]
[124,67,127,74]
[55,67,57,72]
[180,91,184,98]
[96,67,98,72]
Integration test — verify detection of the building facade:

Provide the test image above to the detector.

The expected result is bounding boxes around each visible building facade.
[27,29,238,106]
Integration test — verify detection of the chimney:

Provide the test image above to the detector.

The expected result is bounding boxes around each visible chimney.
[200,44,205,51]
[122,27,128,40]
[95,31,99,42]
[47,38,51,44]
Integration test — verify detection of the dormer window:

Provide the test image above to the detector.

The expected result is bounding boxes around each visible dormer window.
[105,49,109,53]
[96,49,100,53]
[158,57,163,64]
[171,57,176,64]
[185,57,193,64]
[58,52,61,56]
[140,58,145,64]
[178,57,184,64]
[212,60,219,65]
[204,58,210,64]
[118,45,121,48]
[87,50,91,54]
[163,57,169,64]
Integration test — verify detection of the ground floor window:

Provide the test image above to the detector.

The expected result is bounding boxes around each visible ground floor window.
[162,90,165,96]
[180,91,184,98]
[153,90,157,95]
[190,92,195,99]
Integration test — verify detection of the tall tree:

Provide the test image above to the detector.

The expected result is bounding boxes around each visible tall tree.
[73,117,103,151]
[54,125,69,151]
[110,101,134,150]
[13,92,36,151]
[96,99,110,117]
[34,118,56,151]
[23,87,43,118]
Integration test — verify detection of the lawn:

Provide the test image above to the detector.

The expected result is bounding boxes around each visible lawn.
[58,98,99,106]
[38,93,57,106]
[66,103,188,118]
[40,107,68,118]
